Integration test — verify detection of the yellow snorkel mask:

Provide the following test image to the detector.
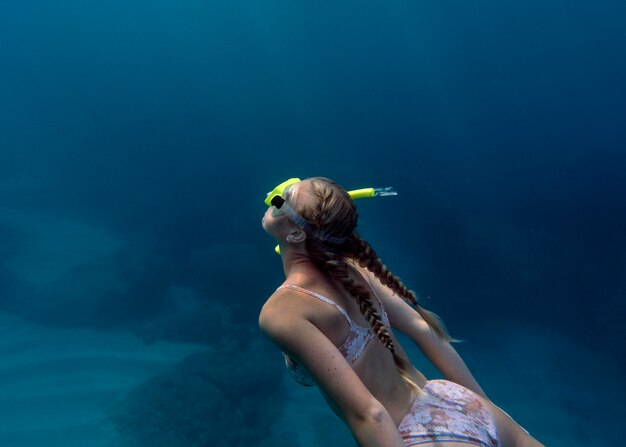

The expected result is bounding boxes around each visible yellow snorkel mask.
[265,178,397,254]
[264,178,303,207]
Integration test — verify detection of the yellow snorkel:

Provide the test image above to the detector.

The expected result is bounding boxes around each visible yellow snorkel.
[265,178,397,254]
[346,186,398,200]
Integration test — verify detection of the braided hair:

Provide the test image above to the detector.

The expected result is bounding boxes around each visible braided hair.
[293,177,455,396]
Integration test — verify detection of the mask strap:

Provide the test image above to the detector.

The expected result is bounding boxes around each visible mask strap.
[279,202,348,245]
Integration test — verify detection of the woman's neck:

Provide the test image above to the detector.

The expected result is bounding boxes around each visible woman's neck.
[282,256,318,280]
[278,243,313,278]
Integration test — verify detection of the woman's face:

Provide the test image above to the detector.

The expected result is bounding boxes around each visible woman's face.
[262,182,297,237]
[261,205,283,235]
[261,180,313,238]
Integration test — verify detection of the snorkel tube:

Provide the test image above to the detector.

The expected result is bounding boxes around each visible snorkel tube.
[265,178,397,254]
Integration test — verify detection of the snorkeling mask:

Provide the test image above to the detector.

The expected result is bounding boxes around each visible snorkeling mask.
[265,178,397,254]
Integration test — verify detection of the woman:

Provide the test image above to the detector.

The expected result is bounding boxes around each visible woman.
[259,177,544,447]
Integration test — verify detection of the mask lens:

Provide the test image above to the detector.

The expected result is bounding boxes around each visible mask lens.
[271,195,285,209]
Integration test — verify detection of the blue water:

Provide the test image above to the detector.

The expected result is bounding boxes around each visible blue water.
[0,1,624,446]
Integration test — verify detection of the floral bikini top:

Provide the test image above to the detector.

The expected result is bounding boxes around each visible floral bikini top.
[278,284,390,387]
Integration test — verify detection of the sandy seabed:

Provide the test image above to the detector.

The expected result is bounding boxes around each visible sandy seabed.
[0,311,621,447]
[0,311,205,447]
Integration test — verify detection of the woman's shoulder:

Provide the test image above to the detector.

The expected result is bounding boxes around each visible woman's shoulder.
[260,282,321,327]
[260,280,349,337]
[258,289,302,341]
[258,284,340,355]
[260,285,300,319]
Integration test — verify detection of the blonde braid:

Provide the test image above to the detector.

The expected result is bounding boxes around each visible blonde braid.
[303,179,422,396]
[351,234,456,342]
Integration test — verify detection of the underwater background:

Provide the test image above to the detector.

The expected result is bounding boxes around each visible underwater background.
[1,1,624,446]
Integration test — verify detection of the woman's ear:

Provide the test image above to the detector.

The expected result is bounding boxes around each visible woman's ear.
[286,230,306,244]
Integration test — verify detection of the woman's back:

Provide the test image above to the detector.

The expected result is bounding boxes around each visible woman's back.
[267,266,425,426]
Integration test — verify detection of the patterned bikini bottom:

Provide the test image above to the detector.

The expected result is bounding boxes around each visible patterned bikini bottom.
[398,380,499,447]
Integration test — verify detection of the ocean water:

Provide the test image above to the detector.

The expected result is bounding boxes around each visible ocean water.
[0,1,624,446]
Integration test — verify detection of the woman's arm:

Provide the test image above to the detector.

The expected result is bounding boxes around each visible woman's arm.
[355,265,488,399]
[485,399,545,447]
[259,293,405,447]
[406,319,487,398]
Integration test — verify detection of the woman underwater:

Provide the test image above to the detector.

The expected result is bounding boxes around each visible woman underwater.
[259,177,544,447]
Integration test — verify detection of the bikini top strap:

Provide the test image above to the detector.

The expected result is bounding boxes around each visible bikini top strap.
[277,284,354,327]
